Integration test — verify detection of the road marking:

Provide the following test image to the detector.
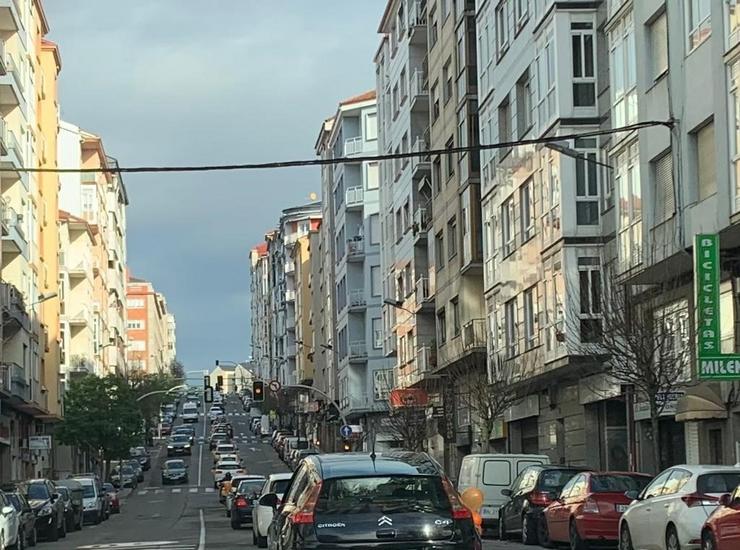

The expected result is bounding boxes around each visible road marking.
[198,509,206,550]
[138,490,148,496]
[205,487,215,493]
[155,489,164,494]
[189,487,198,493]
[172,488,181,493]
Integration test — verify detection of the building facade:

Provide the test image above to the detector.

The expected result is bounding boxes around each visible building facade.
[249,242,271,381]
[126,276,173,375]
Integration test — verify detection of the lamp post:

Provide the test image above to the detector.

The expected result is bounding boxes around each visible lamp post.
[544,141,615,171]
[383,298,417,316]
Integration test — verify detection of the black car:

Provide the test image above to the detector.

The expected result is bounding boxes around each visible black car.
[5,490,38,546]
[54,479,84,530]
[229,477,266,529]
[124,459,145,482]
[167,434,193,456]
[162,459,189,485]
[22,479,66,541]
[130,446,151,471]
[261,452,480,549]
[498,465,588,545]
[57,486,78,533]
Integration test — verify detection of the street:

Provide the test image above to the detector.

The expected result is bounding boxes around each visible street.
[38,396,528,550]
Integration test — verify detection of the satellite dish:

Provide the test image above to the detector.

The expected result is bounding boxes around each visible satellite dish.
[308,192,318,201]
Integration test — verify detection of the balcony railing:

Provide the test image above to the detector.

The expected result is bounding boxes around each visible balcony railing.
[349,340,368,361]
[69,305,92,327]
[344,137,363,156]
[343,393,390,413]
[413,207,430,234]
[408,0,427,29]
[411,137,430,176]
[410,69,428,97]
[348,289,366,309]
[4,127,21,161]
[347,238,364,259]
[5,52,22,93]
[81,172,97,184]
[345,186,363,208]
[461,319,487,350]
[415,277,432,304]
[285,289,296,302]
[384,333,397,357]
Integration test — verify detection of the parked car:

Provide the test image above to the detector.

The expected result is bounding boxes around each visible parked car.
[619,465,740,550]
[261,452,480,550]
[0,490,22,550]
[457,453,550,530]
[103,483,120,514]
[499,465,588,544]
[542,471,652,548]
[173,426,196,445]
[290,449,319,470]
[54,478,84,531]
[229,476,266,529]
[161,459,189,485]
[56,486,79,533]
[252,473,293,547]
[73,476,105,525]
[167,434,193,457]
[130,446,151,471]
[701,483,740,549]
[110,464,138,489]
[22,479,66,541]
[4,489,37,547]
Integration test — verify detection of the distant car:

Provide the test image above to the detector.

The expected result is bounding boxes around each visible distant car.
[213,443,238,462]
[4,489,38,546]
[252,473,293,547]
[111,464,138,489]
[162,459,189,485]
[173,426,196,445]
[167,434,193,457]
[124,459,145,482]
[230,476,266,529]
[290,449,320,470]
[213,461,247,488]
[57,486,79,532]
[103,483,120,514]
[159,422,173,436]
[130,446,151,471]
[209,433,231,451]
[73,476,105,525]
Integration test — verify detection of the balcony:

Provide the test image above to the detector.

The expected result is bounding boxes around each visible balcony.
[0,52,19,107]
[412,207,430,241]
[461,319,487,351]
[343,393,389,414]
[348,289,366,312]
[285,289,296,302]
[1,204,27,257]
[410,70,428,109]
[68,305,92,328]
[0,362,27,400]
[345,186,363,209]
[284,260,295,274]
[0,197,7,235]
[344,137,363,156]
[0,280,29,338]
[347,237,365,261]
[68,257,91,278]
[0,0,19,32]
[414,277,433,310]
[410,137,430,179]
[349,341,368,363]
[407,0,427,44]
[0,119,6,156]
[416,346,436,377]
[384,333,397,357]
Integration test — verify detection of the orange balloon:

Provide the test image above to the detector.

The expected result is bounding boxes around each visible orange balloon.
[461,487,484,512]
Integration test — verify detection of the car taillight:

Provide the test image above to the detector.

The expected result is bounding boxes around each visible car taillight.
[528,491,553,507]
[681,493,719,507]
[289,481,322,525]
[583,498,599,514]
[441,477,472,520]
[236,497,248,508]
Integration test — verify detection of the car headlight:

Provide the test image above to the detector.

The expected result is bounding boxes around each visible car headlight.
[167,445,173,449]
[184,444,190,448]
[139,458,147,464]
[38,504,53,516]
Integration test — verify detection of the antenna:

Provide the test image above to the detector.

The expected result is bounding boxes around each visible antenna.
[369,418,377,468]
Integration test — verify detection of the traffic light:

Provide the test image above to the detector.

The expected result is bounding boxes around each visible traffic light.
[343,441,351,452]
[253,380,264,402]
[203,375,210,387]
[204,386,214,403]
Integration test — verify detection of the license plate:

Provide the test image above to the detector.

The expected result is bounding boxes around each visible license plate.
[480,506,496,517]
[616,504,629,513]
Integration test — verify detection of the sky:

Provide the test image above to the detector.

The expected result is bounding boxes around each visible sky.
[45,1,385,371]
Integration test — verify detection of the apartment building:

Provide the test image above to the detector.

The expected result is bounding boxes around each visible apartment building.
[164,313,176,366]
[126,276,174,375]
[293,219,320,385]
[376,0,436,396]
[249,242,271,381]
[426,0,484,471]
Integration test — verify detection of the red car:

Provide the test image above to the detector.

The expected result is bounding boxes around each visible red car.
[701,484,740,549]
[103,483,120,514]
[542,471,652,547]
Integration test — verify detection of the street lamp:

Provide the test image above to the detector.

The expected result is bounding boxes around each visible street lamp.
[383,298,416,316]
[295,340,333,351]
[29,292,57,307]
[544,141,615,170]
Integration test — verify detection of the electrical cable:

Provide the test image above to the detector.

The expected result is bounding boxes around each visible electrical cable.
[12,119,673,174]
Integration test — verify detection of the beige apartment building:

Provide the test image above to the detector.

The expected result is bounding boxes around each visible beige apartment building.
[126,275,175,375]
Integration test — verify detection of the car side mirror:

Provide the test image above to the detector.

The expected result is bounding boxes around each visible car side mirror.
[719,493,732,507]
[1,505,14,516]
[51,493,60,502]
[624,490,640,502]
[259,493,279,508]
[501,489,512,497]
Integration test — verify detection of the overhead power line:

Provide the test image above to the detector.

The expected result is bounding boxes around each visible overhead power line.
[14,119,672,175]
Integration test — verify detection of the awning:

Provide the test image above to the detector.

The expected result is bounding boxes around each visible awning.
[675,385,727,422]
[389,388,428,409]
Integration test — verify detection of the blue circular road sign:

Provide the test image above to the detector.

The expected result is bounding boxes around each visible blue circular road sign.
[339,425,353,438]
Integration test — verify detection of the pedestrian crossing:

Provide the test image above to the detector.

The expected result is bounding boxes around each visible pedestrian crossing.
[137,486,216,496]
[78,543,197,549]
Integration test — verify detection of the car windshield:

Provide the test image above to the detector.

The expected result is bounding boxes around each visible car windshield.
[537,470,581,492]
[121,466,135,475]
[590,474,651,493]
[80,483,95,498]
[316,475,451,515]
[237,480,264,498]
[166,461,186,471]
[26,483,50,500]
[697,472,740,494]
[6,494,21,510]
[272,479,291,494]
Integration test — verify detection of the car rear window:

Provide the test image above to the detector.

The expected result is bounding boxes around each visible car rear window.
[537,470,581,491]
[237,480,264,497]
[167,461,186,470]
[697,472,740,494]
[591,474,651,493]
[26,483,50,500]
[316,476,451,515]
[219,464,241,470]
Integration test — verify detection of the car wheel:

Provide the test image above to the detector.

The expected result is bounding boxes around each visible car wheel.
[28,528,37,547]
[522,513,538,545]
[498,510,508,540]
[538,516,553,548]
[569,519,587,550]
[257,533,268,548]
[702,529,716,550]
[253,529,257,546]
[95,511,102,525]
[619,523,634,550]
[666,525,681,550]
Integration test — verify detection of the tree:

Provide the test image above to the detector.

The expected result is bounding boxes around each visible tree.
[128,371,180,442]
[169,359,185,380]
[56,374,143,477]
[385,402,427,452]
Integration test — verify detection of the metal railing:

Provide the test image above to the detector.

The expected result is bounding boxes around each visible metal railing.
[410,69,428,96]
[345,186,363,207]
[5,128,20,160]
[413,207,429,232]
[347,238,364,257]
[349,340,367,360]
[408,0,427,27]
[5,52,22,92]
[461,319,487,350]
[81,172,97,184]
[348,289,366,308]
[415,277,431,303]
[344,137,363,156]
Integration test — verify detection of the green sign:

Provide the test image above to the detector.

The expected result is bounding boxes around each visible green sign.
[695,234,740,379]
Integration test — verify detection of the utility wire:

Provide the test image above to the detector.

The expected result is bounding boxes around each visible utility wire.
[13,119,672,175]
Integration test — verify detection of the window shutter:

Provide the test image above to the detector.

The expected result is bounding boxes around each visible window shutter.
[655,152,674,222]
[697,123,716,201]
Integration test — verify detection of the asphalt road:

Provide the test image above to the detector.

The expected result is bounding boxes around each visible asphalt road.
[41,396,529,550]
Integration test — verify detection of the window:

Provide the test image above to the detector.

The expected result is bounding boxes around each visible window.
[400,68,408,104]
[433,156,442,195]
[498,95,512,160]
[431,81,440,121]
[372,317,382,349]
[523,286,536,350]
[575,138,599,225]
[435,231,445,270]
[129,340,145,352]
[366,162,379,190]
[369,214,380,245]
[649,11,668,80]
[437,308,447,344]
[578,256,602,343]
[446,136,455,178]
[392,83,400,118]
[127,320,144,330]
[516,69,532,138]
[535,29,556,128]
[514,0,528,29]
[395,208,402,241]
[401,133,409,167]
[365,112,378,141]
[571,22,596,107]
[496,1,510,58]
[502,197,515,256]
[447,216,457,259]
[442,0,451,20]
[370,266,381,296]
[505,298,517,357]
[696,121,716,201]
[451,297,460,336]
[653,151,675,223]
[609,13,636,127]
[443,57,453,104]
[430,13,439,48]
[731,61,740,211]
[615,142,642,271]
[688,0,711,50]
[729,0,740,49]
[520,178,534,241]
[127,298,145,309]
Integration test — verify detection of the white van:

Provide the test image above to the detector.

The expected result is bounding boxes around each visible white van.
[457,453,550,528]
[260,414,271,437]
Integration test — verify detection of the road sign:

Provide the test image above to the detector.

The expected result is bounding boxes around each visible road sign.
[268,380,281,393]
[339,425,352,438]
[29,435,51,450]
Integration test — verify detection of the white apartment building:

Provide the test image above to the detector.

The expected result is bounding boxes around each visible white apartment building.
[376,0,436,393]
[249,242,271,381]
[164,313,176,366]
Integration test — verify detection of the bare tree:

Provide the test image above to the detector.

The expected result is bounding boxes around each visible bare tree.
[385,400,427,452]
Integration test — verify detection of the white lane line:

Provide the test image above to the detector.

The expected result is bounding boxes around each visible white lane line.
[205,487,215,493]
[155,489,164,494]
[197,441,203,487]
[138,490,148,496]
[172,488,182,493]
[189,487,198,493]
[198,509,206,550]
